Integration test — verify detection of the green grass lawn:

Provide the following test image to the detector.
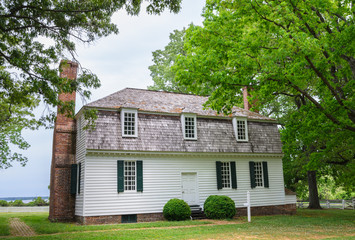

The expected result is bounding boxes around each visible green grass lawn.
[0,209,354,239]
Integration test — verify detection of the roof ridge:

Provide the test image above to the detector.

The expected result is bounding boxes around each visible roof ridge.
[83,87,275,122]
[124,87,209,98]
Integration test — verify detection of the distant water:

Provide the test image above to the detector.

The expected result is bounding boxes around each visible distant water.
[0,196,49,203]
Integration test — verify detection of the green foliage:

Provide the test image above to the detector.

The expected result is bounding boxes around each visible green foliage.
[11,200,24,206]
[0,201,8,207]
[1,210,354,238]
[296,176,355,200]
[0,0,182,169]
[163,198,191,221]
[148,27,215,96]
[149,28,188,93]
[27,197,49,206]
[203,195,236,219]
[171,0,354,199]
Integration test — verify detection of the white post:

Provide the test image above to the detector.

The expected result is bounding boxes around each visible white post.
[326,200,330,209]
[342,199,345,210]
[244,191,251,222]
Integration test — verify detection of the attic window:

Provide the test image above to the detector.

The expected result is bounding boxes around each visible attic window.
[181,114,197,140]
[232,117,248,142]
[121,109,138,137]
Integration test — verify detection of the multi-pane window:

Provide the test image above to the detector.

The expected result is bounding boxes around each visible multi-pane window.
[124,112,135,135]
[233,117,248,141]
[237,120,246,140]
[121,109,138,137]
[124,161,136,191]
[254,162,263,187]
[181,114,197,140]
[185,117,195,139]
[221,162,231,188]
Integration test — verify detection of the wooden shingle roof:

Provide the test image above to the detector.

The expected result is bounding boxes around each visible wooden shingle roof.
[86,88,274,121]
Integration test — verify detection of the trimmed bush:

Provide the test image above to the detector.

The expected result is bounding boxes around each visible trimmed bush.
[0,200,9,206]
[204,195,236,219]
[163,198,191,221]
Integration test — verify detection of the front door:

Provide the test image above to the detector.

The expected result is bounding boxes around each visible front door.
[181,173,198,205]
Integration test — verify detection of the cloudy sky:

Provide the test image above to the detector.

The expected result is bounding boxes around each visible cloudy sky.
[0,0,206,198]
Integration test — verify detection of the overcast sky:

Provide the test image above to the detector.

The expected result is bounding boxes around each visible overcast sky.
[0,0,206,198]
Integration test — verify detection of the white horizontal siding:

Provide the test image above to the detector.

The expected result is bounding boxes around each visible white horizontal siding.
[75,116,86,216]
[285,195,297,204]
[83,154,286,216]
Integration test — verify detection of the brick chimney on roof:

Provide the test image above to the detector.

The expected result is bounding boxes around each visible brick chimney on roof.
[243,86,252,111]
[243,86,259,113]
[49,60,78,222]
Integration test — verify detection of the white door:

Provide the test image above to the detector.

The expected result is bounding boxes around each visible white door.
[181,173,198,205]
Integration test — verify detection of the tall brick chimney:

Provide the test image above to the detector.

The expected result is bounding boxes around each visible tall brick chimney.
[243,86,252,111]
[243,86,259,113]
[49,60,78,222]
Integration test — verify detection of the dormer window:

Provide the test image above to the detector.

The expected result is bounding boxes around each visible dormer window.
[121,109,138,137]
[181,114,197,140]
[232,117,248,141]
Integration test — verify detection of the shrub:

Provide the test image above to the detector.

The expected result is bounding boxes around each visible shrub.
[11,200,25,206]
[29,197,48,206]
[163,198,191,221]
[204,195,236,219]
[0,200,9,206]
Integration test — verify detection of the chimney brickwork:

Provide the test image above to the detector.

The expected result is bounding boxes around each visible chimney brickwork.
[49,60,78,222]
[243,86,252,111]
[243,86,259,113]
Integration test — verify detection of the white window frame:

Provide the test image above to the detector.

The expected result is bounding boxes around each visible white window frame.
[181,114,197,140]
[254,161,264,187]
[121,109,138,137]
[232,117,248,142]
[124,161,136,191]
[221,162,232,189]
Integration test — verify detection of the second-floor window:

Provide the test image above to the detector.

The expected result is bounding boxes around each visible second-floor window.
[181,114,197,140]
[121,109,138,137]
[233,117,248,141]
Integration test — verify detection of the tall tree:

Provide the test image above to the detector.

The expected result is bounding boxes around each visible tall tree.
[173,0,354,208]
[148,26,216,96]
[0,0,182,169]
[148,28,189,93]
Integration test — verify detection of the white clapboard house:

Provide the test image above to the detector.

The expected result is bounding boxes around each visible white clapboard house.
[71,88,296,224]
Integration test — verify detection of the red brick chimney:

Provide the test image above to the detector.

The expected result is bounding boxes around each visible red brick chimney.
[243,86,252,111]
[49,60,78,222]
[243,86,259,113]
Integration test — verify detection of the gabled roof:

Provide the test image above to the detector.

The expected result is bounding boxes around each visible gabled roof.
[85,88,274,121]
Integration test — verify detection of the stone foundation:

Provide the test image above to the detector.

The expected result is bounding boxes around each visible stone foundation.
[77,212,164,225]
[236,203,296,217]
[76,204,295,225]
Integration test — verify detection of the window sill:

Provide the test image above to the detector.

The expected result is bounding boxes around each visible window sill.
[184,138,198,141]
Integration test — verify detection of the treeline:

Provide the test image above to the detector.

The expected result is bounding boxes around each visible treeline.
[0,197,49,207]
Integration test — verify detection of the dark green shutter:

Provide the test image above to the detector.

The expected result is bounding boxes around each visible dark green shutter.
[249,161,256,188]
[78,163,82,194]
[117,160,124,193]
[137,160,143,192]
[262,161,269,188]
[231,162,237,189]
[70,164,78,194]
[216,161,222,190]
